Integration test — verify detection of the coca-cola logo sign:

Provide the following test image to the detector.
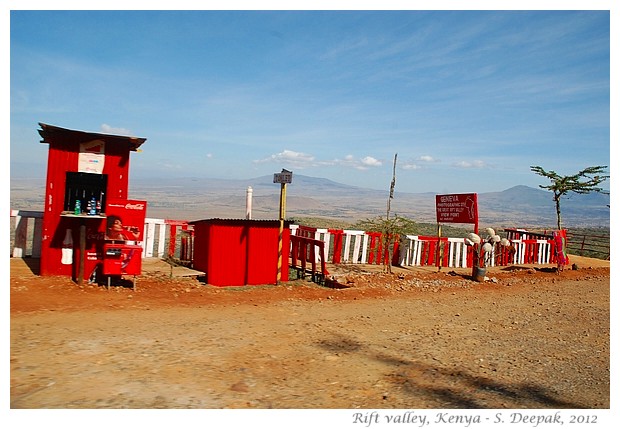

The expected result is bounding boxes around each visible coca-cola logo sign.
[107,202,145,210]
[125,203,145,210]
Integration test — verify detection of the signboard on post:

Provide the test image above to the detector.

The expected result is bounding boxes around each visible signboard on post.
[435,193,479,227]
[435,193,479,272]
[273,169,293,184]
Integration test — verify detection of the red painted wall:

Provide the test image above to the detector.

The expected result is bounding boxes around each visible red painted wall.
[192,219,290,286]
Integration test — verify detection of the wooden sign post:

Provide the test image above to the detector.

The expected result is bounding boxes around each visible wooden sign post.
[274,169,293,284]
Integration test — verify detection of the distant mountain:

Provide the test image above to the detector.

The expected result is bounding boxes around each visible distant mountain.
[10,175,610,228]
[478,184,609,227]
[152,174,386,196]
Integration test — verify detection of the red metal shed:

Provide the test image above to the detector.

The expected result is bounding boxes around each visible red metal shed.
[191,219,290,286]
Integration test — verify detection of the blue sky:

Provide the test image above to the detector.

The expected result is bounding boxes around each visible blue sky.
[8,4,613,194]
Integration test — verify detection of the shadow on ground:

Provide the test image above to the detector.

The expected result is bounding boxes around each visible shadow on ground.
[316,331,585,409]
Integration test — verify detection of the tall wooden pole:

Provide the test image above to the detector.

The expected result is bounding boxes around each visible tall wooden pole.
[78,222,86,285]
[276,182,286,285]
[436,222,442,272]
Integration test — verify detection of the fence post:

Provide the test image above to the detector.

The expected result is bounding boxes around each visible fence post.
[32,217,43,258]
[329,229,344,264]
[316,228,330,264]
[12,212,27,258]
[144,219,157,258]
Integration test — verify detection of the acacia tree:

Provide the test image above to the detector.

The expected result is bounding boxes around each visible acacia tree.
[354,153,417,274]
[353,214,416,274]
[530,165,609,230]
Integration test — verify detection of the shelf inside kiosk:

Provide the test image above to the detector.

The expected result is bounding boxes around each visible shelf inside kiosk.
[64,172,108,215]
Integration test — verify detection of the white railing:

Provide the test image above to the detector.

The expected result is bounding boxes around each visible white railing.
[290,226,373,264]
[9,210,187,260]
[10,212,554,267]
[10,210,44,258]
[290,227,469,267]
[399,236,470,268]
[289,226,555,268]
[511,239,553,265]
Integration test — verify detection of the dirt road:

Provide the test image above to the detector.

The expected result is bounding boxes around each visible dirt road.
[9,256,610,416]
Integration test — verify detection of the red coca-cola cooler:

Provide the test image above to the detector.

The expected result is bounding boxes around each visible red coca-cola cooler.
[102,199,146,288]
[103,244,143,275]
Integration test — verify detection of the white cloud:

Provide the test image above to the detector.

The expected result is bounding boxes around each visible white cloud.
[418,155,439,163]
[254,149,316,168]
[401,155,439,170]
[402,162,422,170]
[252,150,490,179]
[453,160,489,169]
[325,154,383,170]
[256,151,383,171]
[100,124,133,136]
[360,156,382,168]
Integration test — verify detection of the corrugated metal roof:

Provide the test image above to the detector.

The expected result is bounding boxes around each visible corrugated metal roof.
[38,122,147,151]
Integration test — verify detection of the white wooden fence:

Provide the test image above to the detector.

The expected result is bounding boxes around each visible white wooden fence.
[10,210,553,267]
[10,210,43,258]
[9,210,185,259]
[289,226,554,268]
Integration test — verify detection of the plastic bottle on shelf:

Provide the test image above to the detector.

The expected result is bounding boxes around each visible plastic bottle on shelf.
[74,199,81,215]
[89,197,96,215]
[96,199,101,215]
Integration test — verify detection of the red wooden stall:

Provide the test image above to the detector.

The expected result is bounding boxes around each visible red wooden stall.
[37,123,147,285]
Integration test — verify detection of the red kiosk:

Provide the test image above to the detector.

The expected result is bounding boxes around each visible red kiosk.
[38,123,147,287]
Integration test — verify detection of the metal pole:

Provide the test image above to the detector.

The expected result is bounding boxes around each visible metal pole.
[276,182,286,285]
[473,212,479,279]
[436,223,442,271]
